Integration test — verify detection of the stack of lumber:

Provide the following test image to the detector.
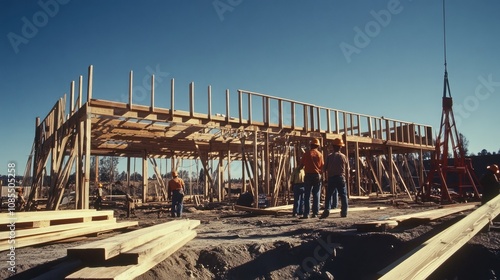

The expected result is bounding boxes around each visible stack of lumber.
[378,195,500,279]
[65,219,200,279]
[355,202,479,232]
[0,210,138,251]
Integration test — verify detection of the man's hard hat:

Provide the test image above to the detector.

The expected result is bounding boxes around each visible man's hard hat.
[487,164,499,174]
[310,138,320,146]
[98,183,103,187]
[332,138,344,147]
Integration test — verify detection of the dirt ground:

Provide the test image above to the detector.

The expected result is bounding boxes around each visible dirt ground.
[4,198,500,280]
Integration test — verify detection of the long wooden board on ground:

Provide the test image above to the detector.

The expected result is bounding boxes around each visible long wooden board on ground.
[355,203,479,232]
[234,204,387,216]
[65,219,201,280]
[378,195,500,280]
[67,219,200,262]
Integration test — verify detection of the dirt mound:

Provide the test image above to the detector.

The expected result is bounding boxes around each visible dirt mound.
[4,201,500,280]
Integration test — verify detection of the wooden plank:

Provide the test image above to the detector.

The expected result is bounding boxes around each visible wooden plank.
[67,219,200,262]
[355,203,478,231]
[378,195,500,279]
[234,205,281,215]
[388,203,478,223]
[65,230,197,280]
[0,221,138,251]
[0,218,116,241]
[121,228,196,264]
[0,210,114,230]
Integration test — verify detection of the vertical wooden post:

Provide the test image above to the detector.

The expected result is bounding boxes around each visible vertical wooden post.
[419,149,424,189]
[278,99,283,128]
[248,93,252,125]
[326,109,331,133]
[189,82,194,117]
[291,102,295,129]
[142,152,148,203]
[94,156,99,189]
[82,109,91,209]
[242,148,246,193]
[316,107,321,132]
[218,151,223,202]
[78,76,83,109]
[150,75,155,111]
[208,86,212,120]
[264,131,270,197]
[87,65,93,102]
[388,147,395,195]
[126,157,131,194]
[128,71,133,109]
[227,149,232,201]
[253,127,258,208]
[225,89,230,123]
[238,90,243,124]
[354,142,360,195]
[303,105,309,132]
[170,79,175,119]
[70,81,75,115]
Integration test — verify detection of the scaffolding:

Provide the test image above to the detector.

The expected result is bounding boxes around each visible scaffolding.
[24,66,435,210]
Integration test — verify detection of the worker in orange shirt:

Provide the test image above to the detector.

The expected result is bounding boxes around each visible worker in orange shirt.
[299,138,324,219]
[168,171,185,218]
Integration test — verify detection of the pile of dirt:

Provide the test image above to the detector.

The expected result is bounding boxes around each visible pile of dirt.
[4,200,500,280]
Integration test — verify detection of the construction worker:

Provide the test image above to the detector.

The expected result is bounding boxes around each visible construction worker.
[321,138,349,219]
[291,165,305,217]
[125,193,136,218]
[479,164,500,205]
[168,171,185,218]
[299,138,324,219]
[94,183,104,210]
[15,187,26,211]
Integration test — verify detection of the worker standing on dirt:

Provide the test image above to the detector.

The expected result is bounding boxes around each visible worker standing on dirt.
[125,193,136,218]
[168,171,185,218]
[321,138,349,219]
[299,138,324,219]
[291,165,305,217]
[15,187,26,211]
[94,183,104,210]
[479,164,500,205]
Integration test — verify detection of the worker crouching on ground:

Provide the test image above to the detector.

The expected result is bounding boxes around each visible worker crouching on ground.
[480,164,500,205]
[299,138,324,219]
[168,171,186,218]
[321,138,349,219]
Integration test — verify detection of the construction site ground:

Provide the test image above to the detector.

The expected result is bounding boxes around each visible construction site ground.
[5,198,500,280]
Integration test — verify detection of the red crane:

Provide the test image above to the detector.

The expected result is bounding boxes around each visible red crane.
[422,0,481,203]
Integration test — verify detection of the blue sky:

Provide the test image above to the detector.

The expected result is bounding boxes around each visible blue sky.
[1,0,500,176]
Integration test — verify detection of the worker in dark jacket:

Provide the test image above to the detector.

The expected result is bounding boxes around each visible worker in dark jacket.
[480,164,500,205]
[168,171,185,217]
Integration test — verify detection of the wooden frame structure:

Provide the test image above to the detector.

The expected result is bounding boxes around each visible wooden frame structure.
[24,65,435,210]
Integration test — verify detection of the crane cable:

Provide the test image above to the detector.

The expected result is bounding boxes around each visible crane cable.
[442,0,451,98]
